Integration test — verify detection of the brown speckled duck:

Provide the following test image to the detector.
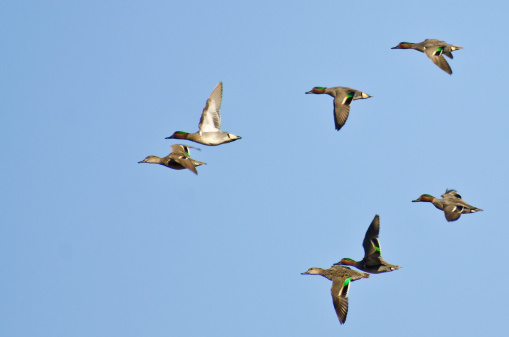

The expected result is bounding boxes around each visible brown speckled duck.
[301,265,369,325]
[138,144,206,175]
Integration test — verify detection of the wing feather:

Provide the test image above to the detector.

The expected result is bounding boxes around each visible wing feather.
[331,278,349,324]
[333,92,351,131]
[198,82,223,133]
[424,48,452,74]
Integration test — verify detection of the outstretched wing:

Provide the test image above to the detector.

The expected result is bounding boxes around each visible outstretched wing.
[172,155,198,174]
[198,82,223,133]
[362,215,383,267]
[442,189,462,200]
[333,91,352,131]
[443,204,462,222]
[330,277,350,325]
[170,144,194,156]
[170,144,199,174]
[424,47,452,74]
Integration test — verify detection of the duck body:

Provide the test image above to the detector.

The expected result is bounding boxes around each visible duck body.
[138,144,206,175]
[168,130,240,146]
[166,82,241,146]
[340,257,400,274]
[301,265,369,325]
[305,86,371,131]
[391,39,462,74]
[336,215,401,274]
[412,189,483,221]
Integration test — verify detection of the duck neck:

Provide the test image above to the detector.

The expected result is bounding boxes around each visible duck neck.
[340,258,360,269]
[410,43,426,52]
[431,198,445,210]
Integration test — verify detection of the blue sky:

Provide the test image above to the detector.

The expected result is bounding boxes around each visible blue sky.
[1,1,507,336]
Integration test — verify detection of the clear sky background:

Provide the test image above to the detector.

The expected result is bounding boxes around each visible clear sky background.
[1,1,507,336]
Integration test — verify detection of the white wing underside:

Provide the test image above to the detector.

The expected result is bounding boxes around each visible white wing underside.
[198,82,223,133]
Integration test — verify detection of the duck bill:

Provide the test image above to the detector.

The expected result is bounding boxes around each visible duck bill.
[411,199,420,202]
[165,136,175,139]
[305,91,313,94]
[391,46,400,49]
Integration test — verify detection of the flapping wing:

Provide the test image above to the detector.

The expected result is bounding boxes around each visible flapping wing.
[443,204,462,222]
[170,145,199,174]
[442,189,462,200]
[198,82,223,133]
[170,144,191,156]
[173,155,198,174]
[333,91,352,131]
[331,277,349,325]
[424,47,452,74]
[362,215,382,267]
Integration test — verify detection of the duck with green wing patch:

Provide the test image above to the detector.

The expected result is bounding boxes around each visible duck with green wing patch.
[305,86,371,131]
[336,215,401,274]
[301,265,369,325]
[391,39,462,74]
[166,82,241,146]
[412,189,483,222]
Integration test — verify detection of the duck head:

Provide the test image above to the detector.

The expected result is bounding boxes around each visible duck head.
[391,42,413,49]
[305,87,327,94]
[412,194,435,202]
[301,267,323,275]
[138,155,161,164]
[165,131,189,140]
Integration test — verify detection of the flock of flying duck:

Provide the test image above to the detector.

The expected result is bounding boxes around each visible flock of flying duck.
[303,186,482,324]
[139,39,482,325]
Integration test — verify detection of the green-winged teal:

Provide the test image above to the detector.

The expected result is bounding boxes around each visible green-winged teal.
[391,39,462,74]
[166,82,242,145]
[305,86,371,131]
[138,144,206,175]
[336,215,401,274]
[412,189,483,222]
[301,265,369,325]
